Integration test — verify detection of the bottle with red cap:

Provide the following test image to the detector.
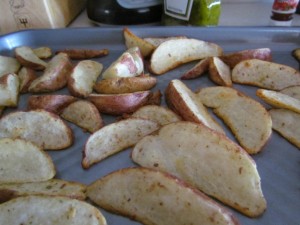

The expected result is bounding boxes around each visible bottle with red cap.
[270,0,299,26]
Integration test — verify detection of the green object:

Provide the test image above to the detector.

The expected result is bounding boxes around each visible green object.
[162,0,221,26]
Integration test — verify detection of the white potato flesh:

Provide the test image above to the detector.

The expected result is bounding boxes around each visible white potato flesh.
[0,196,107,225]
[0,110,73,150]
[82,118,160,169]
[232,59,300,90]
[132,121,266,217]
[269,108,300,148]
[0,73,19,107]
[0,138,55,183]
[0,55,21,77]
[150,38,223,75]
[87,167,239,225]
[68,60,103,97]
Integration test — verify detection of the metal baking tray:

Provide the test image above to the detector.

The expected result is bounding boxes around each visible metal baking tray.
[0,27,299,225]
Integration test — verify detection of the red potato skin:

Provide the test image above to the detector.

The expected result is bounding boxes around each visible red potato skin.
[27,95,77,114]
[19,68,37,93]
[165,82,201,124]
[15,55,46,71]
[220,48,272,69]
[93,75,157,94]
[29,55,73,93]
[208,57,232,87]
[181,58,210,80]
[88,91,161,116]
[56,49,109,60]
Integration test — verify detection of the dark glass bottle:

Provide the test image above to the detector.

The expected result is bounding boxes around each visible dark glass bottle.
[87,0,163,25]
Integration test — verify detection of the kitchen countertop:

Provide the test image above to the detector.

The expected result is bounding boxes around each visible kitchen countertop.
[69,2,300,28]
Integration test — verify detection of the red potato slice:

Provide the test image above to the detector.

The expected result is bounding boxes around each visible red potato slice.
[220,48,272,69]
[150,38,223,75]
[123,27,156,58]
[102,47,143,79]
[68,60,103,98]
[61,100,104,133]
[132,121,267,217]
[0,195,107,225]
[28,53,73,93]
[88,90,161,116]
[0,110,73,150]
[180,57,210,80]
[143,36,187,47]
[232,59,300,90]
[269,108,300,149]
[0,73,19,107]
[82,118,160,169]
[208,57,232,86]
[0,138,55,183]
[257,89,300,114]
[129,105,182,126]
[0,55,21,77]
[280,85,300,100]
[94,74,157,94]
[33,47,52,59]
[165,79,225,134]
[87,167,240,225]
[15,46,48,70]
[56,48,109,60]
[18,67,37,93]
[0,179,86,203]
[27,95,77,114]
[197,86,272,154]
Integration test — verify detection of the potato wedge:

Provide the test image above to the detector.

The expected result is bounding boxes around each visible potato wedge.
[0,55,21,77]
[220,48,272,69]
[102,47,143,79]
[27,95,77,114]
[197,87,272,154]
[144,36,187,47]
[18,67,37,93]
[88,91,160,116]
[33,46,52,59]
[0,179,86,203]
[0,195,107,225]
[0,138,55,183]
[28,53,73,93]
[257,89,300,114]
[292,48,300,63]
[280,85,300,100]
[56,48,109,60]
[132,121,266,217]
[0,73,19,107]
[165,79,224,134]
[15,46,48,70]
[61,100,104,133]
[232,59,300,90]
[82,118,160,169]
[129,105,182,126]
[87,167,239,225]
[123,27,156,58]
[180,57,210,80]
[208,57,232,86]
[68,60,103,98]
[0,110,73,150]
[94,74,157,94]
[269,108,300,148]
[150,38,223,75]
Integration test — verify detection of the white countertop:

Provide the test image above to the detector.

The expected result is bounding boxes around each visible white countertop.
[69,2,300,28]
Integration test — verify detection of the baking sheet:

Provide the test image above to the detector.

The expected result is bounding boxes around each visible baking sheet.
[0,27,299,225]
